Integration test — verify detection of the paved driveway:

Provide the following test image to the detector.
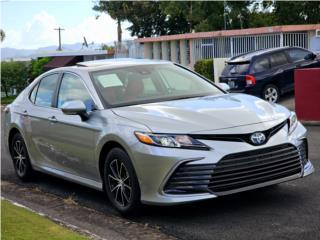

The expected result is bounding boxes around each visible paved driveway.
[2,95,320,240]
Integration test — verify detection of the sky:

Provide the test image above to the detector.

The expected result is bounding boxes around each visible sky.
[0,0,133,49]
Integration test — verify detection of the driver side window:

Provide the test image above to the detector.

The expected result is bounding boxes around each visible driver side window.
[57,73,94,111]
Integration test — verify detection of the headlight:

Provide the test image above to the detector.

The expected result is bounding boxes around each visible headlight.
[134,132,210,150]
[288,112,298,135]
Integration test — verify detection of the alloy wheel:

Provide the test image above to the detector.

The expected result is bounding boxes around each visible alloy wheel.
[264,87,278,103]
[108,159,132,207]
[13,140,27,177]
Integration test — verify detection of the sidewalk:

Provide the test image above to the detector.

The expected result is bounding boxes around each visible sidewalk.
[1,181,176,240]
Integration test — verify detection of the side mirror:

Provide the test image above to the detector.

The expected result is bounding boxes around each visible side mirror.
[61,100,88,121]
[304,53,316,60]
[219,83,230,92]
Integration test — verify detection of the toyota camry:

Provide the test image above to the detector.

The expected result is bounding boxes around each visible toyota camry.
[4,59,314,214]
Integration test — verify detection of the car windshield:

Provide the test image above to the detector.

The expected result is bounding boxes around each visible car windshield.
[91,64,223,107]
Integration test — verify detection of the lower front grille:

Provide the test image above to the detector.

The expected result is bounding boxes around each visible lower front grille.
[164,143,303,195]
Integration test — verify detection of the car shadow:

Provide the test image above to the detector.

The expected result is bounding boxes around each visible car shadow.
[9,170,305,221]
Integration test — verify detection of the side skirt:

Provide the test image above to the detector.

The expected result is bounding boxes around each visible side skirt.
[32,165,103,191]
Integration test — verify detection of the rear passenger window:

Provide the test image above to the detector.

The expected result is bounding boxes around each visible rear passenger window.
[286,49,310,62]
[34,74,59,107]
[253,58,270,73]
[270,52,288,68]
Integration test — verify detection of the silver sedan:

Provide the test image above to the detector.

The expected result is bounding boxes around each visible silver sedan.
[4,59,314,214]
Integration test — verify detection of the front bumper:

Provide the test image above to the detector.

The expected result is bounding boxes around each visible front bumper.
[130,122,314,206]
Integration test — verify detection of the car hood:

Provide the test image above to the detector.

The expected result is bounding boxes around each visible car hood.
[112,93,290,134]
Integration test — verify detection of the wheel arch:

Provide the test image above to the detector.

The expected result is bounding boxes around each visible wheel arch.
[261,80,281,97]
[8,126,22,155]
[98,140,127,185]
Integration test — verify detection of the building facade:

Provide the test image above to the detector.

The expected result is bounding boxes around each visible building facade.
[131,24,320,68]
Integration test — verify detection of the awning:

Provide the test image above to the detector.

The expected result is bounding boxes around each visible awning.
[44,56,83,70]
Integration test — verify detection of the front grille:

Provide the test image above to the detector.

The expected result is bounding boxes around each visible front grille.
[164,143,303,195]
[189,120,287,146]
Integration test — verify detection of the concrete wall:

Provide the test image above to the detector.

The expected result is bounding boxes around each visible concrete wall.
[213,58,229,83]
[143,42,153,59]
[308,30,320,52]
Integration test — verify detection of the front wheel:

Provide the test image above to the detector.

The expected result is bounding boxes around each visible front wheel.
[10,132,34,181]
[103,148,141,215]
[262,84,280,103]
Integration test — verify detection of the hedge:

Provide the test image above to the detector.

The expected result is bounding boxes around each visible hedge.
[194,59,214,81]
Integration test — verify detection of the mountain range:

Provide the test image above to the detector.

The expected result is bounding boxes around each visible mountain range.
[1,42,105,60]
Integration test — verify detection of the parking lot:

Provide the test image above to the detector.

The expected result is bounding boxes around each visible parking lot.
[1,95,320,240]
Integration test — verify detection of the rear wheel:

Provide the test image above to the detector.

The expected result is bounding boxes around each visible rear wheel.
[103,148,141,215]
[262,84,280,103]
[10,132,34,181]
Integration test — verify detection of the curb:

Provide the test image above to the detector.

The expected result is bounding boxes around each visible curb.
[301,121,320,126]
[1,196,105,240]
[1,181,176,240]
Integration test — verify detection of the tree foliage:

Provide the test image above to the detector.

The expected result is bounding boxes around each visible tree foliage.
[93,1,131,42]
[93,0,320,39]
[1,61,30,97]
[101,43,115,51]
[272,1,320,25]
[30,57,52,80]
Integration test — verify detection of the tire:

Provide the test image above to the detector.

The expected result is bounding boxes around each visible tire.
[10,132,34,181]
[262,84,280,103]
[103,148,141,215]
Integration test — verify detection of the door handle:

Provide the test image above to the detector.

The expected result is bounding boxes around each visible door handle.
[48,116,58,123]
[22,110,28,117]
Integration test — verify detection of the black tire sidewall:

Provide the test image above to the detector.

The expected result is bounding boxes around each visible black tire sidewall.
[263,84,280,103]
[11,133,33,181]
[103,148,141,215]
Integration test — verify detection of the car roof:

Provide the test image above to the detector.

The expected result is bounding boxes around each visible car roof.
[44,58,174,74]
[76,58,171,68]
[227,46,305,63]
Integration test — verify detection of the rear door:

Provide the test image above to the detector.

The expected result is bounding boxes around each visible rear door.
[26,73,61,168]
[250,56,271,82]
[269,51,293,93]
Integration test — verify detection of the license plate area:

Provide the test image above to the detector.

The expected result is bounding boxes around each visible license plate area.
[227,79,236,89]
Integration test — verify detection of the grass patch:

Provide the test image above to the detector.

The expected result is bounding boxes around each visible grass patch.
[1,96,16,105]
[1,200,88,240]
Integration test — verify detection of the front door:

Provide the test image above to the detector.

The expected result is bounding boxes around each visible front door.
[46,72,100,182]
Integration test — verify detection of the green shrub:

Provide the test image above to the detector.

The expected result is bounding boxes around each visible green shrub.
[194,59,214,81]
[1,61,30,97]
[1,95,17,105]
[30,57,53,80]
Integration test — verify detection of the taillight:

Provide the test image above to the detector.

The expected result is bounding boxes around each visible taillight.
[245,75,256,86]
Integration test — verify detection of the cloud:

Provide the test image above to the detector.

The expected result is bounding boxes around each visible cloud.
[1,11,133,49]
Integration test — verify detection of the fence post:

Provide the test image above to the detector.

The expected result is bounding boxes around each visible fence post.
[230,37,234,57]
[280,33,284,47]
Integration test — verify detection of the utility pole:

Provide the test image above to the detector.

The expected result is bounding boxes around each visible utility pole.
[54,27,64,51]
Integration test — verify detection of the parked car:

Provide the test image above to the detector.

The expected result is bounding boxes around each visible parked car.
[4,59,314,214]
[220,47,320,102]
